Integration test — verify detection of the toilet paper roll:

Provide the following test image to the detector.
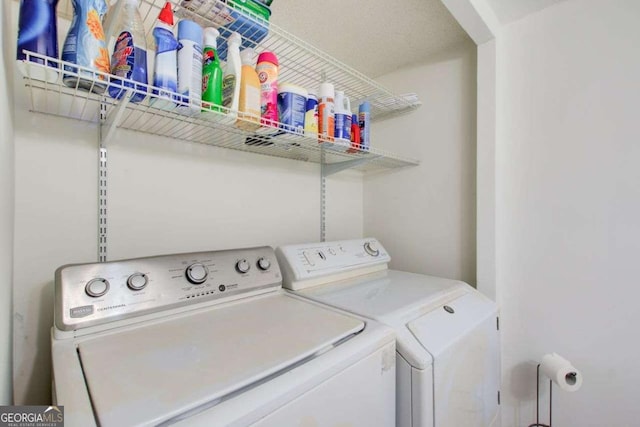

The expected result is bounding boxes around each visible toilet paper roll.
[541,353,583,392]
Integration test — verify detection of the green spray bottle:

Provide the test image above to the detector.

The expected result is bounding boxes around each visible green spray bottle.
[202,27,223,111]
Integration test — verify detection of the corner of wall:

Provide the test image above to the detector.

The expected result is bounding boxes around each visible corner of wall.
[0,0,16,405]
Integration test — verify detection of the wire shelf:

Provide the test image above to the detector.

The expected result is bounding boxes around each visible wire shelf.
[21,52,419,173]
[53,0,422,121]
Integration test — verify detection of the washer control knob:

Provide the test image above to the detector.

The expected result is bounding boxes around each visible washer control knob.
[85,278,109,298]
[236,259,251,274]
[186,263,208,284]
[364,241,380,257]
[127,273,148,291]
[257,257,271,271]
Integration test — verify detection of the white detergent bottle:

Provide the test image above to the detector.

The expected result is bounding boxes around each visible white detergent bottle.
[334,90,351,146]
[222,32,242,117]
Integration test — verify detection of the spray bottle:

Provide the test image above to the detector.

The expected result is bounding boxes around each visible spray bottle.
[108,0,148,103]
[222,32,242,117]
[201,27,223,112]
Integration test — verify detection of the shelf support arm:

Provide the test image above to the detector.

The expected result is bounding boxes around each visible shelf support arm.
[321,156,382,177]
[100,89,133,144]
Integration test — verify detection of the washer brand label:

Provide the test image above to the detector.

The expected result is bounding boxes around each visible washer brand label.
[98,304,126,312]
[70,305,94,318]
[0,405,64,426]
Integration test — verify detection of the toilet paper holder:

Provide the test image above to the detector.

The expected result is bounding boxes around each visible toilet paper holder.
[528,353,582,427]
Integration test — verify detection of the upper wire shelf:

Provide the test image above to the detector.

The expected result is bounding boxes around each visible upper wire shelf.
[53,0,422,121]
[21,52,419,174]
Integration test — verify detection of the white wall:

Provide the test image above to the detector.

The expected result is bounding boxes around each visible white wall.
[0,1,15,405]
[496,1,640,425]
[8,7,363,404]
[364,42,477,285]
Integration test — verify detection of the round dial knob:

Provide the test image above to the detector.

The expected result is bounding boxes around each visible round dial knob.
[127,273,148,291]
[257,257,271,271]
[186,263,209,284]
[364,241,380,257]
[85,278,109,298]
[236,259,251,274]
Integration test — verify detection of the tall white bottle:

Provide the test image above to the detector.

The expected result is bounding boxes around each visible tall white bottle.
[177,20,203,112]
[222,32,242,117]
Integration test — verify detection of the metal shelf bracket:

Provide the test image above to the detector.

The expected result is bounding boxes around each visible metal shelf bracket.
[321,156,382,177]
[100,89,133,144]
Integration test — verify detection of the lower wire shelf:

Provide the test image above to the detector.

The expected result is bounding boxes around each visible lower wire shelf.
[20,52,420,174]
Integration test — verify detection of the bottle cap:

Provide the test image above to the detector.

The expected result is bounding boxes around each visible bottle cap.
[257,51,278,67]
[158,2,174,26]
[318,82,334,98]
[178,20,203,45]
[203,27,220,48]
[359,101,370,113]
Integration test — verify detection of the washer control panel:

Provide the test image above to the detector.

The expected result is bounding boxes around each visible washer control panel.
[276,238,390,291]
[55,246,281,331]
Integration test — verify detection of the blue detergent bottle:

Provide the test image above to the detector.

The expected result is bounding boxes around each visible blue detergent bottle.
[108,0,148,103]
[16,0,60,83]
[61,0,110,93]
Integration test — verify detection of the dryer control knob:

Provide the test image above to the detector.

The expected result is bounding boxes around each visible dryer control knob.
[186,263,209,284]
[257,257,271,271]
[127,273,148,290]
[364,241,380,257]
[236,259,251,274]
[85,278,110,298]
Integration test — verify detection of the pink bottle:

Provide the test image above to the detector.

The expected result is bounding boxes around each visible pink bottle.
[256,51,279,126]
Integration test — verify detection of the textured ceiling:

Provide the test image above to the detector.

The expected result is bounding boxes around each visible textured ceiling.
[269,0,471,78]
[485,0,566,24]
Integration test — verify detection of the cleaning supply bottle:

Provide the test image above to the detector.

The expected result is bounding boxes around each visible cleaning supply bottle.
[358,100,371,150]
[256,51,279,126]
[150,2,178,109]
[237,48,261,130]
[222,32,242,116]
[17,0,60,83]
[304,90,318,136]
[108,0,148,103]
[61,0,110,93]
[177,20,203,111]
[201,27,223,112]
[318,82,335,142]
[334,90,351,145]
[349,113,361,152]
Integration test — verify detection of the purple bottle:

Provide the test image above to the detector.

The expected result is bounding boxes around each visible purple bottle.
[16,0,60,83]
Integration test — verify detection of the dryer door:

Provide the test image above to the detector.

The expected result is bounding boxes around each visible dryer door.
[408,292,500,427]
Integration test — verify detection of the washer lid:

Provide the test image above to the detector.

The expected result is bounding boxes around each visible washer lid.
[77,293,364,427]
[298,270,466,322]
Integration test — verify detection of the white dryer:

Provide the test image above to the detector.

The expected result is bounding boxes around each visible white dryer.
[276,238,500,427]
[52,246,396,427]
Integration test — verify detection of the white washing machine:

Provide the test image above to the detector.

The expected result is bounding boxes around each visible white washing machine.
[51,246,396,427]
[276,238,500,427]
